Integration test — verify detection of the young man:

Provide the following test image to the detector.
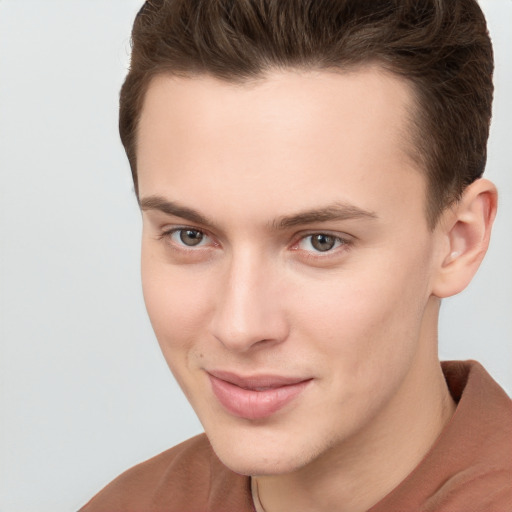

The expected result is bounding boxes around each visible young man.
[80,1,512,510]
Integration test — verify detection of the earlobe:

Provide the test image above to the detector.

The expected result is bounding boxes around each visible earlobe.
[432,178,497,298]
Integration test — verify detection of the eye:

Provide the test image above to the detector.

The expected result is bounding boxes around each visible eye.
[167,228,210,248]
[297,233,346,253]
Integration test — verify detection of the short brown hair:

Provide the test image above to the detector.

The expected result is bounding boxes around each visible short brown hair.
[120,0,493,227]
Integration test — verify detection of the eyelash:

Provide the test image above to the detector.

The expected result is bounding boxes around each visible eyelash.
[158,227,352,258]
[293,233,349,253]
[158,227,216,251]
[289,232,353,265]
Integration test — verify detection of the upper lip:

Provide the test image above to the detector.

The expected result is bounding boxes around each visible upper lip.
[207,370,311,390]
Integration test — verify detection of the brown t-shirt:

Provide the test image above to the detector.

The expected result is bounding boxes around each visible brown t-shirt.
[80,361,512,512]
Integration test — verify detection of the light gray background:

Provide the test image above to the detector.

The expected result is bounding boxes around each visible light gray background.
[0,1,510,511]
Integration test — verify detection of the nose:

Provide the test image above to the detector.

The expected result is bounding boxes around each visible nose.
[209,250,289,353]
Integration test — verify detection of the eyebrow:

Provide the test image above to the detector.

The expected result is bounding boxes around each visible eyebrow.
[140,195,214,227]
[273,203,378,229]
[140,195,378,230]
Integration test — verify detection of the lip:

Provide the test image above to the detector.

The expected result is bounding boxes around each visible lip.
[207,370,312,420]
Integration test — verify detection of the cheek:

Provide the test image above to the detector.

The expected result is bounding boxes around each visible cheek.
[291,244,432,377]
[141,248,213,353]
[140,253,219,409]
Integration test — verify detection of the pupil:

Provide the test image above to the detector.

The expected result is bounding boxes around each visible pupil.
[311,234,335,252]
[180,229,203,246]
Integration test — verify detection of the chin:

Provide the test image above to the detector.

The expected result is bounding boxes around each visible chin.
[216,449,307,477]
[206,427,323,477]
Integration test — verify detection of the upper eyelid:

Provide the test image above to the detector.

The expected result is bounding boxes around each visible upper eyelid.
[161,225,210,236]
[291,230,353,244]
[293,234,349,251]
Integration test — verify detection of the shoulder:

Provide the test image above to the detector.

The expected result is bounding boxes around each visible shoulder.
[437,361,512,510]
[371,360,512,512]
[79,434,252,512]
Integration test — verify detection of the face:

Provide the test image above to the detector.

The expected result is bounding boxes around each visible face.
[137,68,443,476]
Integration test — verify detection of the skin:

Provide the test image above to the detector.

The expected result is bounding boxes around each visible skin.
[136,68,496,512]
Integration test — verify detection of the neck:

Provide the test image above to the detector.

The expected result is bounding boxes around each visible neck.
[252,300,456,512]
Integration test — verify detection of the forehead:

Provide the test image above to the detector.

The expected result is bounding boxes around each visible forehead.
[136,68,427,228]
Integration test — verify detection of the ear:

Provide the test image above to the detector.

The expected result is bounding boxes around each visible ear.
[431,178,497,298]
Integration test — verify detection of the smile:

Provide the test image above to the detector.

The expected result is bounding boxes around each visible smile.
[207,371,312,420]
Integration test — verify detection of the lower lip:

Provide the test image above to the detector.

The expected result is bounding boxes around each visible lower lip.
[208,375,311,420]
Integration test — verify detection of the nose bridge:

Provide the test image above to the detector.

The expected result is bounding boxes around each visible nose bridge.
[211,246,287,352]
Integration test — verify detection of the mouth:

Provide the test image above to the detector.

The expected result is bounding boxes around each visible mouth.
[207,370,312,420]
